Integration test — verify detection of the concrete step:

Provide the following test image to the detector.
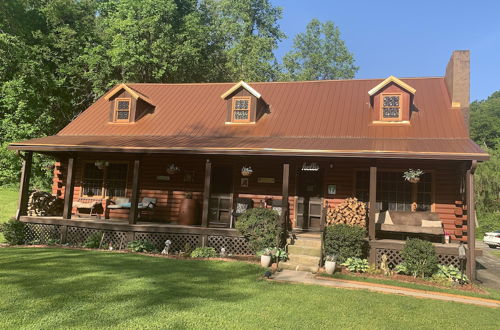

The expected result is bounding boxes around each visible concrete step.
[293,238,322,248]
[287,254,320,265]
[294,232,322,239]
[288,245,322,257]
[280,262,319,273]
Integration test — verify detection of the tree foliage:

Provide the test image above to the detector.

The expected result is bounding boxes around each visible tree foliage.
[281,19,358,81]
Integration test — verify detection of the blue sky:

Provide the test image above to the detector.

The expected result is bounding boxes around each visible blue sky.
[272,0,500,101]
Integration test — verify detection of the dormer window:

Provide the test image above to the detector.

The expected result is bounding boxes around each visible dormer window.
[114,98,131,122]
[232,97,251,122]
[381,94,401,121]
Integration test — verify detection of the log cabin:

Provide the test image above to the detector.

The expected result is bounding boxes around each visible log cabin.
[9,50,488,278]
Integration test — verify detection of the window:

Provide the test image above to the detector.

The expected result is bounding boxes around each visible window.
[381,94,401,121]
[82,162,128,197]
[232,97,251,122]
[114,98,131,122]
[355,171,432,212]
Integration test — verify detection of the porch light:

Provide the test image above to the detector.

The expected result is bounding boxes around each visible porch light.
[241,166,253,177]
[94,160,109,170]
[166,164,180,175]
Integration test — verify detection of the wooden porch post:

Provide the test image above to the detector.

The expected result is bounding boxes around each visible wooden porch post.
[128,159,141,224]
[201,159,212,228]
[466,160,477,280]
[281,163,290,229]
[368,166,377,264]
[62,157,76,219]
[15,151,33,220]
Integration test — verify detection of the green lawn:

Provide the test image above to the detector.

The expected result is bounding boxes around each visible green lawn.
[0,186,18,242]
[0,248,499,329]
[491,249,500,258]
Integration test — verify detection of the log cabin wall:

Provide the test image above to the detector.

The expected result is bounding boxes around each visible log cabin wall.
[51,154,468,240]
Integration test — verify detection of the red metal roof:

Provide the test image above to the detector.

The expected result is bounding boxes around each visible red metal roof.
[9,77,488,160]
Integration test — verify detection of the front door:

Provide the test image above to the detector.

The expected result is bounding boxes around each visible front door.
[296,168,322,230]
[208,166,233,227]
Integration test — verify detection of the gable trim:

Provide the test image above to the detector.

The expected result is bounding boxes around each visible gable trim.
[220,81,262,99]
[104,83,155,106]
[368,76,417,96]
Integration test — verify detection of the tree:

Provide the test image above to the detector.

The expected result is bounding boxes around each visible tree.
[204,0,285,82]
[281,19,358,81]
[470,90,500,149]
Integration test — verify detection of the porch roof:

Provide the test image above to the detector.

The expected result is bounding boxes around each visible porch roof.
[9,134,489,160]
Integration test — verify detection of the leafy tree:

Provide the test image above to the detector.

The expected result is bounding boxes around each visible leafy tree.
[204,0,285,82]
[470,91,500,149]
[281,18,358,81]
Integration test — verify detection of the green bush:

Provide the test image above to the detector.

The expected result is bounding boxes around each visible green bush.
[341,257,369,273]
[127,239,156,253]
[83,233,103,248]
[435,264,469,284]
[191,247,217,258]
[401,238,438,278]
[394,262,409,275]
[323,224,366,262]
[0,219,26,245]
[235,208,283,252]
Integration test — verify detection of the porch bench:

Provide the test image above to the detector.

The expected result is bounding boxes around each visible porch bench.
[106,197,157,220]
[375,211,444,237]
[73,198,103,218]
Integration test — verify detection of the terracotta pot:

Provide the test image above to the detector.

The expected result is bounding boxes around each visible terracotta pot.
[261,255,272,267]
[325,261,336,275]
[409,177,420,184]
[178,199,200,226]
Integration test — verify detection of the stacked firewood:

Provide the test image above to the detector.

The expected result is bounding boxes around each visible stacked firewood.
[28,191,64,216]
[326,197,367,227]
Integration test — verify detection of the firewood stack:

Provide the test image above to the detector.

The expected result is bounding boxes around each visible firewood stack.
[326,197,367,227]
[28,191,64,216]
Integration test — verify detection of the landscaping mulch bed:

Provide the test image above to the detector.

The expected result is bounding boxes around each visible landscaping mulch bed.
[327,267,488,294]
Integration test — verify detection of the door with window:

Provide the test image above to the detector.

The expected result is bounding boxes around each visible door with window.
[208,166,233,227]
[296,169,323,230]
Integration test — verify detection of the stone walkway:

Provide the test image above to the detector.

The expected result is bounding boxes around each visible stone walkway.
[271,270,499,308]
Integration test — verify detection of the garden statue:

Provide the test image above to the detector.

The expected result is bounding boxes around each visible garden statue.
[380,254,391,276]
[161,240,172,255]
[220,247,227,258]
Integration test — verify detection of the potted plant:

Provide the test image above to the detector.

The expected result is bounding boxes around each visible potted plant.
[324,255,337,275]
[272,247,288,270]
[259,248,273,267]
[178,192,200,225]
[403,169,424,183]
[241,166,253,177]
[166,164,180,175]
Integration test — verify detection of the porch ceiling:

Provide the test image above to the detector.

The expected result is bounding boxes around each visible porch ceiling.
[9,135,489,161]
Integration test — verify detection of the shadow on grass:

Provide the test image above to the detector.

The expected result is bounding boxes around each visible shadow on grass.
[0,247,263,328]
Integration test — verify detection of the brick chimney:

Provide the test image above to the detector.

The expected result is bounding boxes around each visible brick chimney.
[444,50,470,129]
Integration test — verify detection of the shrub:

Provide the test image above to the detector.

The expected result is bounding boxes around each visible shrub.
[235,208,283,252]
[341,257,369,273]
[435,264,469,284]
[0,219,26,245]
[394,262,409,275]
[127,239,156,253]
[401,238,438,278]
[191,247,217,258]
[83,233,103,248]
[323,224,366,262]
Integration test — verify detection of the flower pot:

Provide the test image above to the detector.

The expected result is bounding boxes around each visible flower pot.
[261,255,272,268]
[178,199,200,226]
[241,170,252,177]
[325,261,336,275]
[409,177,420,184]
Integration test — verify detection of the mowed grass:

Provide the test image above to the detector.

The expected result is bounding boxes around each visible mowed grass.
[0,186,18,242]
[0,248,499,329]
[490,249,500,258]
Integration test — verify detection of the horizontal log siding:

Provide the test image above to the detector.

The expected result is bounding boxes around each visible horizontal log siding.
[51,155,468,239]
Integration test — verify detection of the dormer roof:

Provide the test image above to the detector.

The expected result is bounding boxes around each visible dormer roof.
[104,83,155,106]
[368,76,416,96]
[221,81,261,99]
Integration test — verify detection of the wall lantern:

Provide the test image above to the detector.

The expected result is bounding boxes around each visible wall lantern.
[241,166,253,177]
[301,162,320,172]
[94,160,109,170]
[166,164,180,175]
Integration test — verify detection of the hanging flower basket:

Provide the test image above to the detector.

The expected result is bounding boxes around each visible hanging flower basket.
[94,160,109,170]
[166,164,180,175]
[241,166,253,177]
[403,169,424,183]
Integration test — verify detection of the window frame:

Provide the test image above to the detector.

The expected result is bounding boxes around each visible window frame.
[80,161,129,198]
[114,98,132,123]
[231,96,251,123]
[380,93,403,122]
